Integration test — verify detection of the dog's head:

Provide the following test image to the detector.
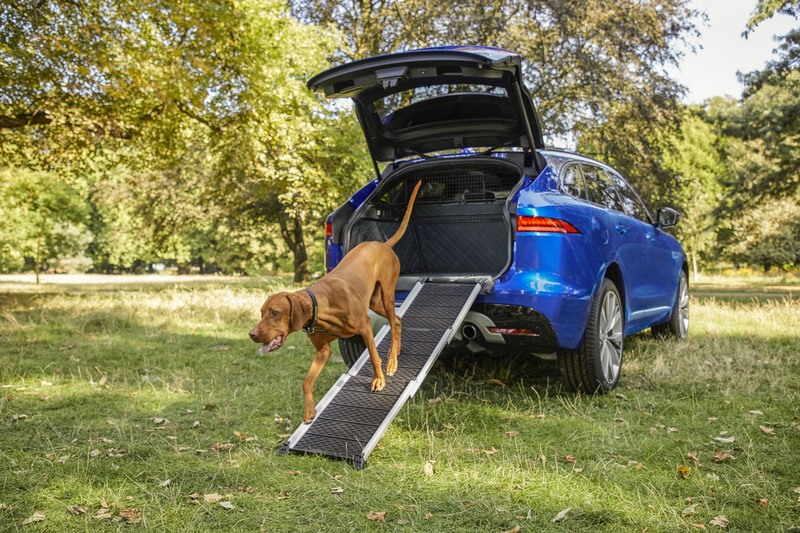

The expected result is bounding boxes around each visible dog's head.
[248,291,311,354]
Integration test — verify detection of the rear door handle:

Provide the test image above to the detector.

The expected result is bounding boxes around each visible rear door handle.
[615,224,628,236]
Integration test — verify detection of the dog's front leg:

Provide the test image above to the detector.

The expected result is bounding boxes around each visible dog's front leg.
[302,342,331,423]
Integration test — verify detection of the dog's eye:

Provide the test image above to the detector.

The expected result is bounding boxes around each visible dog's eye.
[269,309,279,318]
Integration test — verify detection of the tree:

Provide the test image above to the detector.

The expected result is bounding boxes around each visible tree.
[745,0,799,35]
[1,0,369,281]
[0,168,90,283]
[661,109,725,278]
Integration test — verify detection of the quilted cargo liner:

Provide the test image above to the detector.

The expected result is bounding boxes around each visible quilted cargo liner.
[349,202,510,276]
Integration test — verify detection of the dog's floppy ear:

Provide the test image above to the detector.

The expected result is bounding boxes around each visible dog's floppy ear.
[286,292,311,332]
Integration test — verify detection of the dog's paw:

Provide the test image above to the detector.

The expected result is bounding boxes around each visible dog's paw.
[371,376,386,392]
[386,357,397,376]
[303,407,316,424]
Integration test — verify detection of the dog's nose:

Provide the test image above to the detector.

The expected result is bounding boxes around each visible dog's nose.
[249,329,258,341]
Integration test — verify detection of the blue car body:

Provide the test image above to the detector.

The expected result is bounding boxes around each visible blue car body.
[310,46,687,389]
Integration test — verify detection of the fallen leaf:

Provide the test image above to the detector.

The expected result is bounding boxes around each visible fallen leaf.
[21,510,45,525]
[41,380,52,386]
[613,417,626,423]
[712,448,734,463]
[286,470,301,476]
[627,461,645,470]
[713,436,735,444]
[330,487,344,494]
[0,503,13,511]
[689,524,707,529]
[234,431,249,440]
[682,504,697,517]
[755,498,769,508]
[93,508,114,520]
[67,504,88,516]
[192,421,201,428]
[677,465,693,479]
[759,425,775,435]
[563,455,577,463]
[552,507,572,523]
[709,515,729,528]
[159,479,172,488]
[219,501,235,510]
[504,431,520,437]
[11,414,28,421]
[203,493,223,503]
[211,443,233,451]
[749,410,764,416]
[482,447,498,456]
[188,492,201,500]
[116,508,141,524]
[276,492,290,501]
[152,417,168,425]
[98,375,107,386]
[485,378,506,387]
[366,511,387,522]
[687,451,700,464]
[424,513,433,519]
[504,526,521,533]
[423,460,435,477]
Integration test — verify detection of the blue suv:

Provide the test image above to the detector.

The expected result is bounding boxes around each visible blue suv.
[310,46,688,394]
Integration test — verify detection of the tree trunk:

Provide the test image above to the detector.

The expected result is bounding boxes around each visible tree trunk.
[278,213,310,283]
[35,239,41,285]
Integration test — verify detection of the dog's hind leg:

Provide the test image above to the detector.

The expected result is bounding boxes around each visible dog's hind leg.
[359,320,386,392]
[370,281,401,376]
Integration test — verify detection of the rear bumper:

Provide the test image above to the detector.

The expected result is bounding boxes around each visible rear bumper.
[450,303,559,353]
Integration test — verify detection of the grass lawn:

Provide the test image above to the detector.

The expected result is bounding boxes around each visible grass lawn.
[1,274,798,531]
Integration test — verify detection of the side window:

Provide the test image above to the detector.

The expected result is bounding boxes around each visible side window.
[583,165,623,212]
[609,172,650,222]
[561,164,587,200]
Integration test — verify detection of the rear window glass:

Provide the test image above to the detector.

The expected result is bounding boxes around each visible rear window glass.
[374,84,507,123]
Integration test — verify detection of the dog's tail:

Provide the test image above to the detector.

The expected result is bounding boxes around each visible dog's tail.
[385,180,423,249]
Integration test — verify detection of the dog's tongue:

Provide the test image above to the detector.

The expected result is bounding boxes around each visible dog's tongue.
[259,336,283,354]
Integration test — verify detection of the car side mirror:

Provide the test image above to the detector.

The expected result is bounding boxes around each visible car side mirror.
[656,207,680,228]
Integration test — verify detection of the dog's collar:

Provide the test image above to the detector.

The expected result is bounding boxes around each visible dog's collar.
[302,289,328,334]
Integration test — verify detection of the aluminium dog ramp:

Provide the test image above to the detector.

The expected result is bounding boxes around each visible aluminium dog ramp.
[280,281,482,469]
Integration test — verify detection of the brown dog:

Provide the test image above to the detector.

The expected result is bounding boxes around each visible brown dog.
[249,181,422,423]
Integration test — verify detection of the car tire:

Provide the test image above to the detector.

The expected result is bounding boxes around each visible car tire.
[559,278,624,394]
[338,336,366,368]
[652,270,689,340]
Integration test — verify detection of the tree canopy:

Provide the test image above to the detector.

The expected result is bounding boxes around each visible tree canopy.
[1,0,798,276]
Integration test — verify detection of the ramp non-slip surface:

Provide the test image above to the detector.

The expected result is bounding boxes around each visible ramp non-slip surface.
[280,282,480,468]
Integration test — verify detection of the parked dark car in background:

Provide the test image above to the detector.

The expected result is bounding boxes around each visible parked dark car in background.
[309,46,689,393]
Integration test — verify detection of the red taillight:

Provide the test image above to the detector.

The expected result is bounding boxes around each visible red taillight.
[516,216,580,234]
[488,327,539,337]
[325,222,333,238]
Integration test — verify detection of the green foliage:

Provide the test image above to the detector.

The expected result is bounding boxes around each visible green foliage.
[1,0,371,280]
[660,110,725,276]
[0,168,90,279]
[745,0,799,34]
[722,196,800,270]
